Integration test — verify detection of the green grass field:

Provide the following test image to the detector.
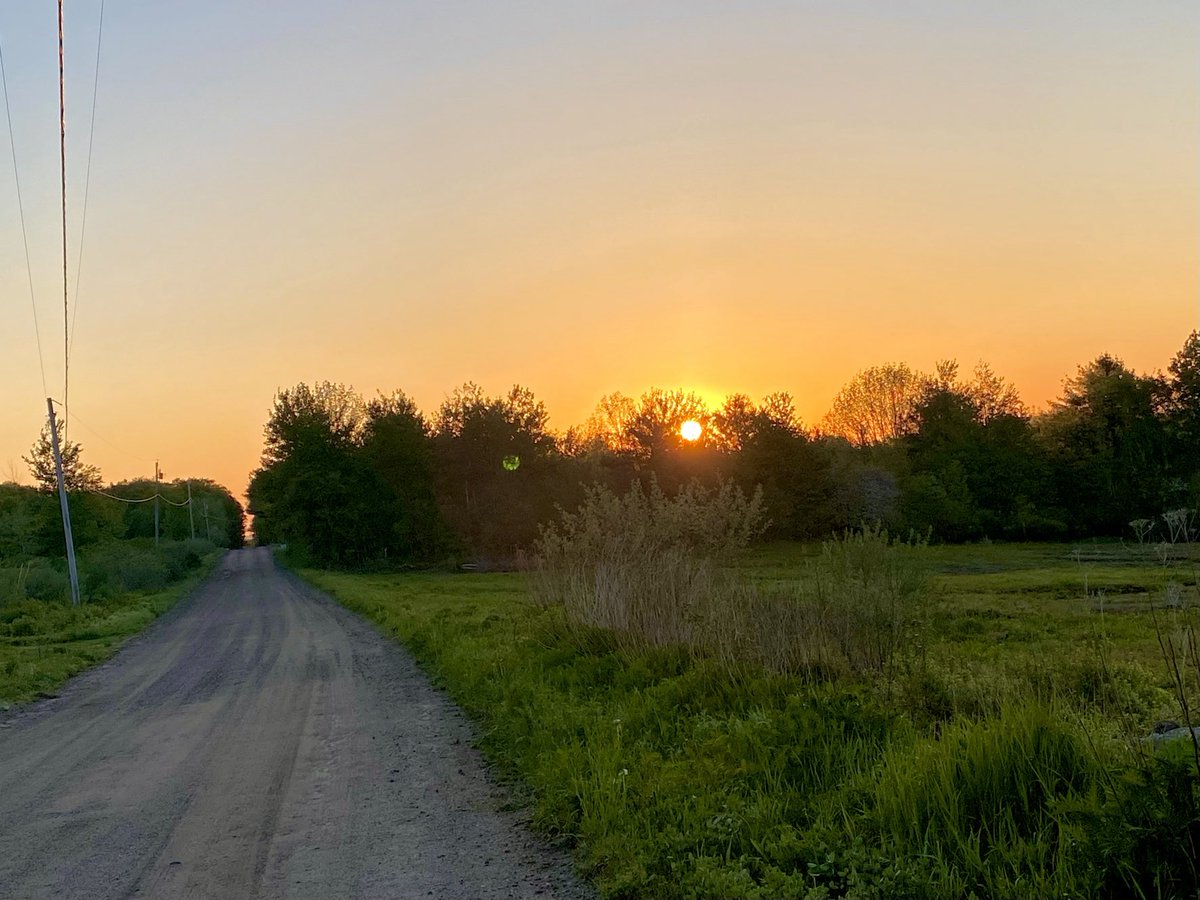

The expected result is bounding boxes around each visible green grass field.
[0,552,221,708]
[303,541,1200,899]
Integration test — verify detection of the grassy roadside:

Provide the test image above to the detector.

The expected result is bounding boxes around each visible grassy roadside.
[0,550,222,708]
[301,543,1199,899]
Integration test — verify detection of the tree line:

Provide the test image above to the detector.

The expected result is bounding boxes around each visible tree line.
[2,421,245,565]
[247,332,1200,565]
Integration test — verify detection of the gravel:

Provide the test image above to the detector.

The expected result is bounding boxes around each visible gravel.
[0,548,593,900]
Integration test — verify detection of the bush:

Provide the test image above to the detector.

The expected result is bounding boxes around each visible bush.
[1,542,218,604]
[22,561,69,602]
[159,538,215,580]
[7,614,39,637]
[77,539,216,599]
[96,545,168,594]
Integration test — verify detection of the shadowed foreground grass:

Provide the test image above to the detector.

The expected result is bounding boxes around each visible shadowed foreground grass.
[303,542,1200,899]
[0,551,221,708]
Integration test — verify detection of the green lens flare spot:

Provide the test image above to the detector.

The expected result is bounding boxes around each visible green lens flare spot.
[502,455,521,471]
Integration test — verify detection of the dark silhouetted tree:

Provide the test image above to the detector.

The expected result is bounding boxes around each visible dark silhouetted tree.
[719,392,841,538]
[249,382,390,565]
[362,391,448,560]
[1164,331,1200,503]
[432,384,563,557]
[624,388,711,460]
[894,361,1055,539]
[1036,355,1168,534]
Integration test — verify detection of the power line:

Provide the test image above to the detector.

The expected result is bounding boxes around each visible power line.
[68,0,105,369]
[90,488,156,504]
[65,405,155,468]
[90,488,193,508]
[58,0,70,431]
[0,28,49,398]
[58,401,195,514]
[49,399,184,507]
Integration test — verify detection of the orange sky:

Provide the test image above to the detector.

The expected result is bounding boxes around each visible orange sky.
[1,2,1196,499]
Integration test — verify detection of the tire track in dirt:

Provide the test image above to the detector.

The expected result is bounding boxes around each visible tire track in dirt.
[0,547,592,900]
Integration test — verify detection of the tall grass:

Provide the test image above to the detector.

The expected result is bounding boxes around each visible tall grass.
[532,478,764,650]
[809,524,928,676]
[0,538,215,605]
[866,703,1095,897]
[535,481,927,681]
[1,545,220,706]
[309,536,1200,900]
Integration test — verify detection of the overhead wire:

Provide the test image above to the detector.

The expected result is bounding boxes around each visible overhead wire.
[68,0,104,371]
[18,6,197,525]
[58,0,70,431]
[90,488,156,504]
[65,405,155,468]
[90,489,193,508]
[0,26,49,398]
[50,400,187,508]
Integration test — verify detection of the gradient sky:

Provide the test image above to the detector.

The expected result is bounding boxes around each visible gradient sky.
[2,1,1197,498]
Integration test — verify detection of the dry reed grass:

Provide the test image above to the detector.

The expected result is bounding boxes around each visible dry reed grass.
[535,479,928,680]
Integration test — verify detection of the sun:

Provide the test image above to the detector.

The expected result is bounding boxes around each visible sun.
[680,420,702,442]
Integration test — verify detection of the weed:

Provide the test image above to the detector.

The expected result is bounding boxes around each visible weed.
[0,546,219,707]
[305,540,1200,899]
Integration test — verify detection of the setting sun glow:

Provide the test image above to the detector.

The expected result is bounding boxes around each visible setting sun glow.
[0,4,1193,506]
[680,420,702,442]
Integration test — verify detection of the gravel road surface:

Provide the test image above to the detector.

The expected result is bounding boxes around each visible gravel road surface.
[0,548,592,900]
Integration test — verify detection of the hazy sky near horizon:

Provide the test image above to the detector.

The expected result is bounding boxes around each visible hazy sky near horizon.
[1,1,1197,498]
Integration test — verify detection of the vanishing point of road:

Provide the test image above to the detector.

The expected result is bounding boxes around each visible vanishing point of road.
[0,548,592,900]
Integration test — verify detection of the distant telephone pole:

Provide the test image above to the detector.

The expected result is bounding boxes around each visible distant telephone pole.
[187,481,196,540]
[154,460,161,547]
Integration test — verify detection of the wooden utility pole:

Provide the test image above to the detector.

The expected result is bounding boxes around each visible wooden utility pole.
[154,460,161,547]
[187,481,196,540]
[46,398,80,605]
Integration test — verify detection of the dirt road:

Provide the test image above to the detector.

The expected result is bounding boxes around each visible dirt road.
[0,548,592,899]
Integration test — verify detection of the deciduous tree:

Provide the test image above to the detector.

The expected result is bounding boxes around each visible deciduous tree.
[822,364,927,446]
[362,391,447,559]
[23,421,102,493]
[431,383,561,556]
[1037,354,1168,533]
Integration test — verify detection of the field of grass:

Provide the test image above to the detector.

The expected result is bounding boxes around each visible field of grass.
[0,550,221,708]
[305,541,1199,899]
[746,541,1198,719]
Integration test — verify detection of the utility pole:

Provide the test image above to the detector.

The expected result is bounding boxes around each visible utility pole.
[46,398,80,605]
[154,460,161,547]
[202,500,212,542]
[187,481,196,540]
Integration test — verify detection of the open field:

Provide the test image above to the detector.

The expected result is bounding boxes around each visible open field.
[746,541,1200,717]
[303,540,1200,900]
